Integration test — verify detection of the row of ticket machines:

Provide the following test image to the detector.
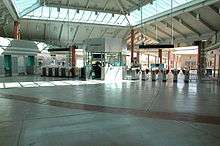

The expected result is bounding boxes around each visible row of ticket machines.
[41,66,80,78]
[131,69,190,83]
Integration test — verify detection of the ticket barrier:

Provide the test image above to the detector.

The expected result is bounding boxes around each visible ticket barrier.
[141,69,150,81]
[161,69,169,82]
[171,69,180,82]
[182,69,190,83]
[151,69,159,81]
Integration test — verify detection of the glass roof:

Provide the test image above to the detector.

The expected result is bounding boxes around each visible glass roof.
[23,6,129,26]
[12,0,197,26]
[11,0,41,17]
[128,0,194,25]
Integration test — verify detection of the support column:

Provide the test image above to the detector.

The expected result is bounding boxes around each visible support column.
[168,50,171,70]
[173,54,176,69]
[158,49,162,64]
[13,21,20,40]
[71,45,77,67]
[218,53,220,84]
[136,51,140,63]
[130,29,134,63]
[148,54,150,68]
[194,41,206,79]
[214,53,216,77]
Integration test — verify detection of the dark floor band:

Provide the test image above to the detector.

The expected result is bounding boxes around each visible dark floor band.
[0,93,220,125]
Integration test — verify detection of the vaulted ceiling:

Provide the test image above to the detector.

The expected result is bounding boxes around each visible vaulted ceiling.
[0,0,220,48]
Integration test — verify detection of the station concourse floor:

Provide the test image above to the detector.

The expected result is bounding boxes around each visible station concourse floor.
[0,76,220,146]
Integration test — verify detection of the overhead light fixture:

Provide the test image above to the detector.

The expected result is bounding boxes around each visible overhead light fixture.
[196,13,200,20]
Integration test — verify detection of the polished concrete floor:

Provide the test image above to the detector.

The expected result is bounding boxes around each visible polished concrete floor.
[0,76,220,146]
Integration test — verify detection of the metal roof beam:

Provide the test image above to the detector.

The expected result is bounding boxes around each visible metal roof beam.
[45,2,122,14]
[87,26,95,39]
[21,18,127,29]
[72,25,80,42]
[103,0,109,11]
[160,21,186,38]
[116,0,128,14]
[135,0,219,28]
[100,28,108,38]
[3,0,18,20]
[58,24,64,41]
[113,29,121,38]
[189,11,218,32]
[150,24,174,39]
[85,0,90,8]
[125,0,138,6]
[173,17,201,36]
[208,5,220,17]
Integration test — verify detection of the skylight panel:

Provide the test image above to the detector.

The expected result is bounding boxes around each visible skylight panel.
[95,13,107,22]
[129,0,194,25]
[88,12,100,21]
[11,0,40,16]
[57,8,68,20]
[50,7,59,19]
[42,7,50,18]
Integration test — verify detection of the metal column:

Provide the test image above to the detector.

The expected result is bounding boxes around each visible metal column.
[71,45,77,67]
[159,49,162,64]
[194,41,206,79]
[130,29,134,63]
[13,21,20,40]
[168,50,171,70]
